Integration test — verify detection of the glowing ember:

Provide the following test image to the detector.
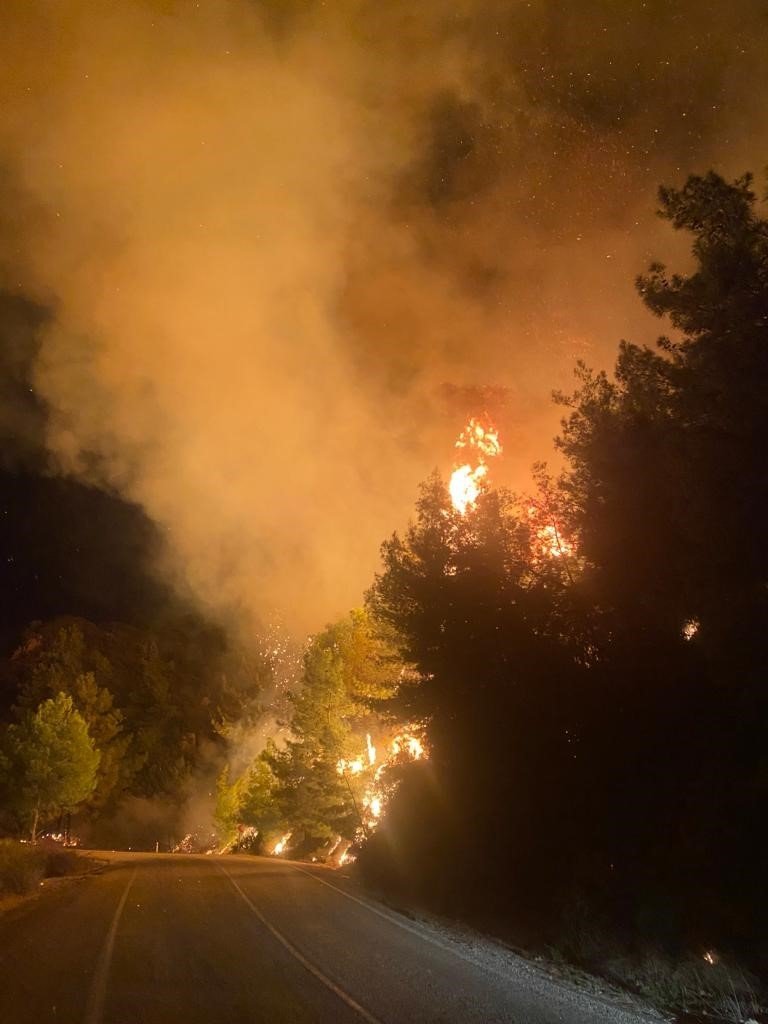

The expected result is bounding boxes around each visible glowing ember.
[40,831,81,847]
[449,417,502,514]
[703,950,718,965]
[682,618,699,641]
[339,848,356,866]
[272,832,292,856]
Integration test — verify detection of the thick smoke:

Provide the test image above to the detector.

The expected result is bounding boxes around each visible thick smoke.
[1,0,767,634]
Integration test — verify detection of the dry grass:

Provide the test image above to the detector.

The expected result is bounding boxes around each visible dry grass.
[554,898,765,1022]
[0,839,46,894]
[603,950,765,1022]
[0,839,89,897]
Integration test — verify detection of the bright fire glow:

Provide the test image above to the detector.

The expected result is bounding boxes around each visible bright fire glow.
[272,832,291,856]
[363,794,383,819]
[391,732,425,760]
[335,727,429,845]
[526,504,576,561]
[535,521,575,559]
[682,618,699,641]
[449,418,502,514]
[336,755,365,775]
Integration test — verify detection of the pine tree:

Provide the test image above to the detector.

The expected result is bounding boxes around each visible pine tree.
[2,693,100,841]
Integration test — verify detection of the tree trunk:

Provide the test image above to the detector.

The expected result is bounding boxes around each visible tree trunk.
[30,802,40,844]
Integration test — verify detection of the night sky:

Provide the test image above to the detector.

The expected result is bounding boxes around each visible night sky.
[1,0,767,638]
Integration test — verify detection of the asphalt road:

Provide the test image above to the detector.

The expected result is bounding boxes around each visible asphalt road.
[0,852,659,1024]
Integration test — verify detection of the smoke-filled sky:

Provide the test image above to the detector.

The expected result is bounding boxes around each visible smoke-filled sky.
[1,0,767,635]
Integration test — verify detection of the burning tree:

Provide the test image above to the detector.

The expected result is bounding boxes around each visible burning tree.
[359,170,768,967]
[216,608,412,857]
[449,417,502,515]
[361,469,590,910]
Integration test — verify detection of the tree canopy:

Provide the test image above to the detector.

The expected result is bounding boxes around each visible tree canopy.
[1,693,100,841]
[358,172,768,958]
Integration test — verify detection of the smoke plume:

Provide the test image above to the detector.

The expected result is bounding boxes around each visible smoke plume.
[1,0,767,634]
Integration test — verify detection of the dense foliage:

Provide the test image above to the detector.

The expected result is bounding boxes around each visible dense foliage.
[1,694,99,841]
[215,609,401,856]
[358,172,768,964]
[0,615,266,840]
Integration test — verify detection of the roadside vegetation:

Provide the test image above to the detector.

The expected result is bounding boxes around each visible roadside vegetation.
[0,838,89,897]
[0,615,270,843]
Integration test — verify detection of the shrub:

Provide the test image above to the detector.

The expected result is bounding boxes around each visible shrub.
[42,847,82,878]
[603,951,765,1023]
[0,839,46,894]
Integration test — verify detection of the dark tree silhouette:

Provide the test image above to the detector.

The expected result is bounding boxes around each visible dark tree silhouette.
[360,173,768,962]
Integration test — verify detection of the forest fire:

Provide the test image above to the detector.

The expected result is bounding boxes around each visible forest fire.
[390,732,425,760]
[336,727,428,836]
[449,418,502,514]
[533,521,575,560]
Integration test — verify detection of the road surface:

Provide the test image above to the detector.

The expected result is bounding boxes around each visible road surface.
[0,852,659,1023]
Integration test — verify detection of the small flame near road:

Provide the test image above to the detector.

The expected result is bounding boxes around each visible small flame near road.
[336,727,428,834]
[272,832,292,856]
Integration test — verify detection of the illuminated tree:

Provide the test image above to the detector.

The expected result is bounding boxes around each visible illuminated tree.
[266,609,401,848]
[2,693,100,841]
[215,757,281,848]
[12,624,127,813]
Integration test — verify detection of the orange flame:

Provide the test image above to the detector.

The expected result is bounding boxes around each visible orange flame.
[335,727,429,846]
[526,503,576,562]
[449,418,502,514]
[272,831,292,856]
[390,732,425,760]
[534,521,575,559]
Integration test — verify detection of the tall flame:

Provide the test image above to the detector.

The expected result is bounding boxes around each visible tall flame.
[336,727,428,840]
[272,831,292,856]
[449,417,502,514]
